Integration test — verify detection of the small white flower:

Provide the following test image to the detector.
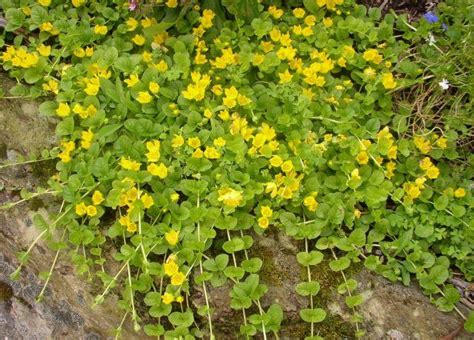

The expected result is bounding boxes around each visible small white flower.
[428,33,436,46]
[439,79,450,91]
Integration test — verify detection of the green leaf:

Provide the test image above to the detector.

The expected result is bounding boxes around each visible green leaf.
[223,0,260,23]
[144,292,162,306]
[434,195,449,211]
[345,294,364,308]
[24,68,42,84]
[251,18,273,37]
[241,257,263,273]
[415,224,434,238]
[465,311,474,333]
[329,257,351,272]
[296,251,324,266]
[56,117,75,136]
[299,308,326,323]
[295,281,320,296]
[348,228,366,247]
[223,237,245,253]
[5,8,25,31]
[224,266,245,280]
[168,310,194,327]
[144,324,165,337]
[100,78,120,103]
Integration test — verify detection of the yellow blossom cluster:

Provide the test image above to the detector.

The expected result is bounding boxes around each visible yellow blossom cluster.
[58,140,75,163]
[75,191,104,218]
[218,188,243,208]
[303,193,319,212]
[265,169,304,200]
[182,72,211,101]
[1,46,39,68]
[258,206,273,229]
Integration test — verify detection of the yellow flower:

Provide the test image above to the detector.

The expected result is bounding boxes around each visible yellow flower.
[84,77,100,96]
[72,0,86,7]
[323,17,333,28]
[303,196,318,212]
[126,17,138,31]
[171,134,184,148]
[92,191,104,206]
[192,148,204,158]
[270,155,283,167]
[170,193,180,202]
[356,151,369,165]
[56,102,70,117]
[161,292,174,305]
[454,188,466,198]
[141,193,154,209]
[149,82,160,94]
[119,157,141,171]
[124,74,139,87]
[387,145,397,159]
[165,230,180,246]
[363,49,382,64]
[281,160,294,173]
[293,8,305,18]
[213,137,226,147]
[137,91,153,104]
[260,206,273,218]
[80,129,94,149]
[385,161,396,179]
[171,272,186,286]
[155,60,168,72]
[147,163,168,179]
[218,188,243,208]
[436,137,448,149]
[145,140,160,162]
[414,136,432,154]
[37,44,51,57]
[419,157,433,171]
[86,205,97,217]
[425,166,439,179]
[354,209,361,219]
[127,222,137,233]
[40,22,54,32]
[75,202,87,216]
[42,79,58,94]
[268,6,283,19]
[132,34,145,46]
[38,0,51,6]
[258,216,269,229]
[74,48,85,58]
[316,0,344,10]
[382,72,397,89]
[94,25,108,35]
[164,260,179,276]
[278,70,293,84]
[166,0,178,8]
[204,146,221,159]
[351,169,361,180]
[187,137,201,149]
[252,54,265,66]
[176,296,184,303]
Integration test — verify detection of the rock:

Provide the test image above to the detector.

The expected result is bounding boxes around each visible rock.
[328,269,471,339]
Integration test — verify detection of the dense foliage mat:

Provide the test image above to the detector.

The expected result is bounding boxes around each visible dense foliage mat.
[1,0,473,338]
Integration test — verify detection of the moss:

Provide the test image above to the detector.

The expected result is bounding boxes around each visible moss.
[0,281,14,302]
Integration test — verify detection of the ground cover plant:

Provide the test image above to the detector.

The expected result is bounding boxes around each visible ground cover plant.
[0,0,473,338]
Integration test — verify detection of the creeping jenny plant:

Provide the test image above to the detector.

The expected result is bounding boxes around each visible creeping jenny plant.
[1,0,473,337]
